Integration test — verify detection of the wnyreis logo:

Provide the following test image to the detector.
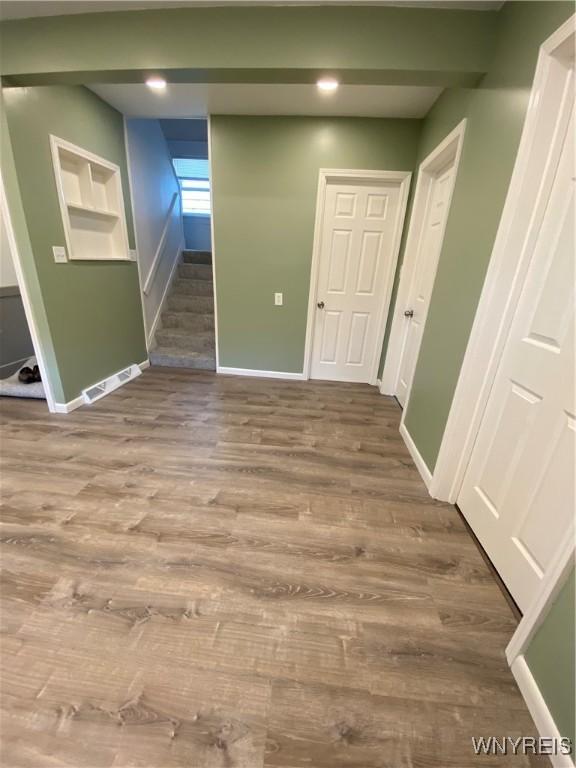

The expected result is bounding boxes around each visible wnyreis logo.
[472,737,573,756]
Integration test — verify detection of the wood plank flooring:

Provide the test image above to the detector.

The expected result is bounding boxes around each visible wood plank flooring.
[0,369,544,767]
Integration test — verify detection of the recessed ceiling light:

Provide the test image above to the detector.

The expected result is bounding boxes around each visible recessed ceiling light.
[317,78,339,93]
[146,77,167,91]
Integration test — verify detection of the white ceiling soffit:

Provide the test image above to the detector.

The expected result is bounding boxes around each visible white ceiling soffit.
[89,83,443,118]
[0,0,505,21]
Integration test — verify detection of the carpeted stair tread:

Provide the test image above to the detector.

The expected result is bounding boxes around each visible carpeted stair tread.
[149,346,216,370]
[161,311,214,330]
[150,251,216,370]
[179,263,213,281]
[155,327,215,352]
[182,250,212,265]
[172,278,214,297]
[166,294,214,313]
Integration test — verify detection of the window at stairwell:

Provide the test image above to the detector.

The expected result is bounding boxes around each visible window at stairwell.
[172,158,211,216]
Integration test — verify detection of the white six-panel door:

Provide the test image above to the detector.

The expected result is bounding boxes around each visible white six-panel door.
[395,162,455,407]
[310,180,401,383]
[457,112,574,613]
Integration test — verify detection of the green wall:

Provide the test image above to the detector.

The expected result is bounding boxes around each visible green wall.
[526,568,575,748]
[0,7,495,87]
[211,116,421,372]
[3,86,146,402]
[402,0,574,471]
[0,93,65,402]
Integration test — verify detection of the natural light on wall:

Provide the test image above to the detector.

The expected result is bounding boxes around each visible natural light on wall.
[172,158,211,216]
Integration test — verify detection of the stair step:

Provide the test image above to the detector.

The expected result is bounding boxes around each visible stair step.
[179,263,213,281]
[155,328,215,352]
[183,250,212,265]
[172,278,213,297]
[166,294,214,313]
[149,346,216,370]
[161,311,214,331]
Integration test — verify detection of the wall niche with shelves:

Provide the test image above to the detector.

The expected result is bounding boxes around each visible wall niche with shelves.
[50,136,130,261]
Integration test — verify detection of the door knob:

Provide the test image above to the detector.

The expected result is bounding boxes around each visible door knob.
[317,301,325,309]
[404,309,414,318]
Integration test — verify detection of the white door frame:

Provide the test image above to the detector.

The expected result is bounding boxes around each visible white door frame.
[429,15,575,504]
[303,168,411,384]
[207,115,220,370]
[426,20,575,754]
[380,119,466,398]
[0,170,58,413]
[506,538,575,768]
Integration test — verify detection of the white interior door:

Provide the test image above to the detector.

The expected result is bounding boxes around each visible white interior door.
[395,161,456,407]
[310,180,401,383]
[457,112,574,613]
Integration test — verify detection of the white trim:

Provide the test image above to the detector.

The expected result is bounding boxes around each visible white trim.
[399,422,432,489]
[49,134,131,262]
[217,366,305,380]
[303,168,411,384]
[207,115,220,369]
[53,395,84,414]
[81,363,141,404]
[146,237,184,348]
[381,119,467,397]
[53,360,149,413]
[510,657,574,768]
[123,117,149,346]
[143,191,180,294]
[0,170,58,413]
[430,16,575,503]
[506,539,575,664]
[504,537,575,765]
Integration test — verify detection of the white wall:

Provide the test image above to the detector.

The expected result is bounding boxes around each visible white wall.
[125,119,183,344]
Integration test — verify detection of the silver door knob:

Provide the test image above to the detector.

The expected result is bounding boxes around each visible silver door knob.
[317,301,325,309]
[404,309,414,318]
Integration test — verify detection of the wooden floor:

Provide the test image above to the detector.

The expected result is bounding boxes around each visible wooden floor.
[0,369,544,767]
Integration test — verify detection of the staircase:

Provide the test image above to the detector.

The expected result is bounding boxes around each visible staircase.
[149,250,216,370]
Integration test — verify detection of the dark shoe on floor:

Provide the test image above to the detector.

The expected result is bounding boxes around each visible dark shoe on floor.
[18,366,35,384]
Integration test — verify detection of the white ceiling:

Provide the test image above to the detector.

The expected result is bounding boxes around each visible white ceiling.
[89,82,443,118]
[0,0,504,21]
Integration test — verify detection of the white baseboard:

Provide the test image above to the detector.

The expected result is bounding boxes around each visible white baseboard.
[146,239,184,350]
[53,395,84,414]
[217,366,305,381]
[511,656,574,768]
[53,361,144,414]
[399,421,432,488]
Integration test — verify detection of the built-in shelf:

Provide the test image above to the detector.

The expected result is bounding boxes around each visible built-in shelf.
[66,202,120,219]
[50,135,130,261]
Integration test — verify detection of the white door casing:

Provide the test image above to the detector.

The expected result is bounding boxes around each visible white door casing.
[381,120,466,404]
[457,108,574,613]
[396,163,454,406]
[430,18,575,507]
[305,170,411,384]
[0,171,57,413]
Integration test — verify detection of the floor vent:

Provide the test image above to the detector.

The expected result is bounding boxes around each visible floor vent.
[82,364,142,405]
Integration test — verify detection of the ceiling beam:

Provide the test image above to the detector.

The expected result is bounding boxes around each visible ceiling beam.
[0,6,497,87]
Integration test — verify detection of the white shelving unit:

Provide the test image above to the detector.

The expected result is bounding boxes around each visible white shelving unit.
[50,136,130,261]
